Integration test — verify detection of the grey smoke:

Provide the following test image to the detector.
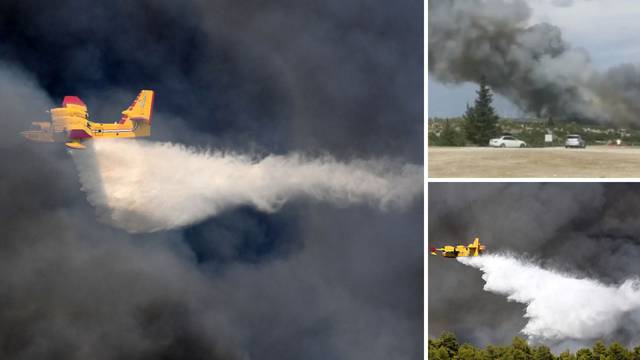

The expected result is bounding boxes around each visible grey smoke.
[551,0,575,8]
[0,1,422,357]
[429,183,640,351]
[0,61,422,360]
[429,0,640,125]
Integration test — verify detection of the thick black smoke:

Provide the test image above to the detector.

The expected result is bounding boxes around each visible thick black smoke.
[1,0,422,159]
[429,183,640,350]
[429,0,640,125]
[0,1,422,359]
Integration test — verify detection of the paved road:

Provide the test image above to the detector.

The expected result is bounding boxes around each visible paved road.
[428,146,640,178]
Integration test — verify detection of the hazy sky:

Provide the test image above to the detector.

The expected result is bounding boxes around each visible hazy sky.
[428,0,640,117]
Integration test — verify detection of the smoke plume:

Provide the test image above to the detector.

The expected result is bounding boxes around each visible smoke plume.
[71,140,422,232]
[0,0,421,357]
[429,0,640,124]
[459,254,640,346]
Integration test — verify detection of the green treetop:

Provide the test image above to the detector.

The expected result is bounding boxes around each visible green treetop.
[428,332,640,360]
[463,75,500,146]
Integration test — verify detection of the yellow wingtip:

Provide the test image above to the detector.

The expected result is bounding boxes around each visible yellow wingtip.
[65,142,86,150]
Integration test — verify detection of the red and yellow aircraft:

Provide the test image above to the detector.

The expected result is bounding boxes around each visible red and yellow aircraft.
[21,90,154,149]
[430,238,486,258]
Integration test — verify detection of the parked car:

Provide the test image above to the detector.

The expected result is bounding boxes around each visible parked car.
[565,135,586,148]
[489,135,527,148]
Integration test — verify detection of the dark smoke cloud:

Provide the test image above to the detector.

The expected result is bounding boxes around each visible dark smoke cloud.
[0,1,422,359]
[429,183,640,350]
[429,0,640,125]
[1,0,422,160]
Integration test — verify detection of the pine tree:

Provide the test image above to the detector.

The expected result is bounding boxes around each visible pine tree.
[607,343,628,360]
[559,350,576,360]
[593,341,608,360]
[534,345,555,360]
[463,103,478,144]
[457,344,477,360]
[576,348,594,360]
[438,332,460,358]
[547,117,555,128]
[463,75,500,146]
[439,120,464,146]
[510,337,533,360]
[432,347,451,360]
[428,131,440,146]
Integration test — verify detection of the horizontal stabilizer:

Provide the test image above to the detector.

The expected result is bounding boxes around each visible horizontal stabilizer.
[62,96,86,108]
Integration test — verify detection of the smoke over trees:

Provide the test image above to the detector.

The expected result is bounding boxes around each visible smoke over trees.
[429,0,640,126]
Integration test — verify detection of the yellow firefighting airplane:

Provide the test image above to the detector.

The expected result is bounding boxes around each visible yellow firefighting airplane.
[430,238,486,258]
[21,90,154,149]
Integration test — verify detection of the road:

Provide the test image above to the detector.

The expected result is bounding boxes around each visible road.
[428,146,640,178]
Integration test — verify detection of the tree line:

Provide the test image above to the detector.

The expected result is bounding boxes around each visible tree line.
[430,75,501,147]
[429,332,640,360]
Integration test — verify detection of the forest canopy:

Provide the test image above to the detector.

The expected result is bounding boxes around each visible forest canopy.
[429,332,640,360]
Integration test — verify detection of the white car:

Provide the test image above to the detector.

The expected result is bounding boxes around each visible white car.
[565,135,586,148]
[489,136,527,148]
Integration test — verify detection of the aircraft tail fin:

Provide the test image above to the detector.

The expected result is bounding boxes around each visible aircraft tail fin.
[120,90,154,124]
[468,237,484,256]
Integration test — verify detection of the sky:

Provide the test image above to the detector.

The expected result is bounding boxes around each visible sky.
[428,0,640,118]
[0,1,422,359]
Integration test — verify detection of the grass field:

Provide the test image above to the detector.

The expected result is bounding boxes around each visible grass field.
[428,146,640,178]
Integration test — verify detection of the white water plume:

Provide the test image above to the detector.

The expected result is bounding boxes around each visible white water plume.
[458,254,640,343]
[71,140,421,233]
